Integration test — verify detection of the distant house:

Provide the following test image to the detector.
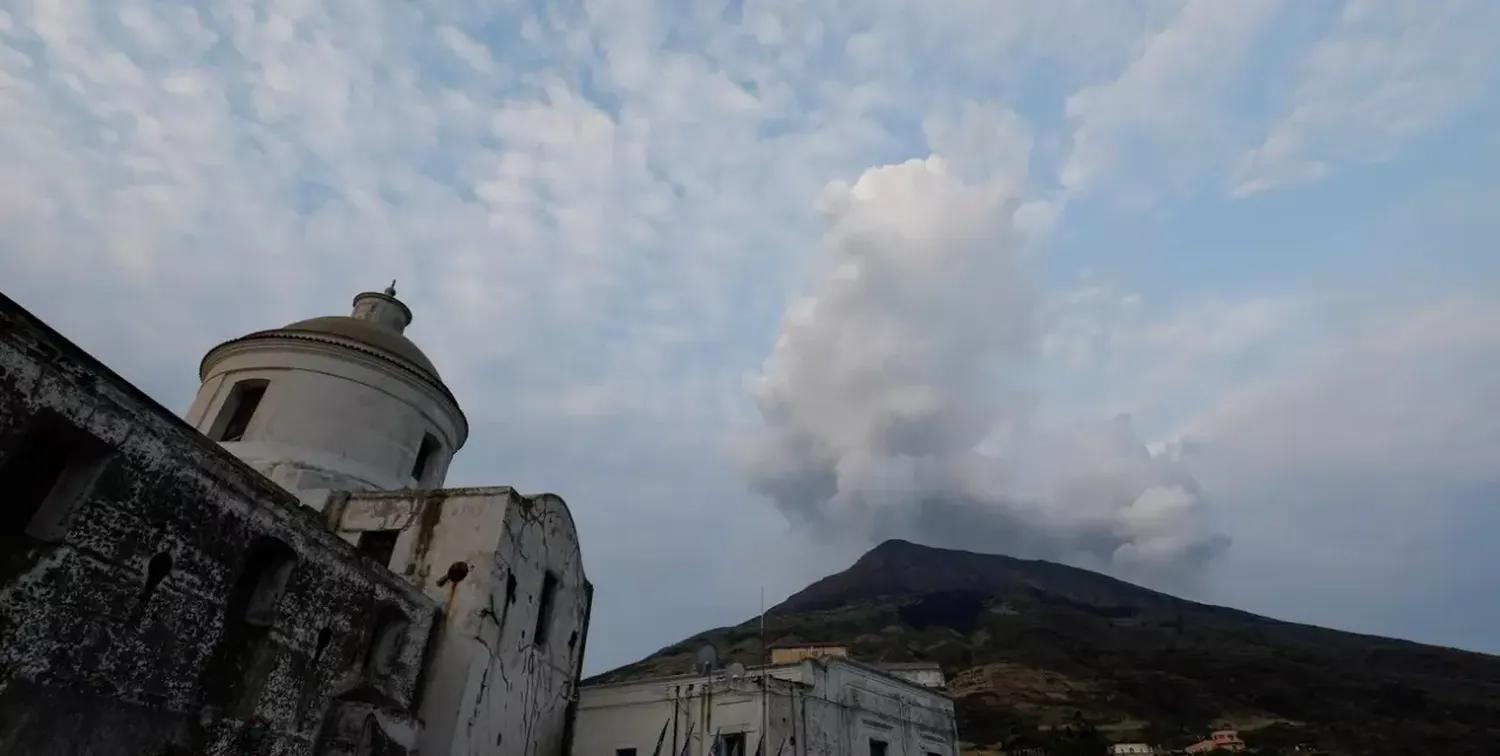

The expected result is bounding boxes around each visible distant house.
[875,661,947,690]
[1108,743,1158,755]
[1184,730,1246,753]
[573,655,957,756]
[768,644,946,690]
[768,641,851,664]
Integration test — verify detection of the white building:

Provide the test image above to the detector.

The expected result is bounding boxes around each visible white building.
[865,662,945,691]
[186,284,592,756]
[188,284,467,508]
[573,657,957,756]
[1108,744,1158,755]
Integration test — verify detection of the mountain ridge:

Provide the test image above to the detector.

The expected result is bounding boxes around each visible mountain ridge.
[593,539,1500,755]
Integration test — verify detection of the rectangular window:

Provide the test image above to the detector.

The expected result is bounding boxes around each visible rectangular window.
[722,733,746,756]
[869,740,888,756]
[616,749,637,756]
[411,433,441,482]
[0,410,111,552]
[533,571,559,646]
[213,380,268,442]
[357,530,400,567]
[234,537,299,628]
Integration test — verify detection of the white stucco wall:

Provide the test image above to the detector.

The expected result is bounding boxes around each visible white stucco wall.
[805,661,956,756]
[574,660,957,756]
[188,340,463,500]
[331,487,591,756]
[574,672,800,756]
[874,665,945,691]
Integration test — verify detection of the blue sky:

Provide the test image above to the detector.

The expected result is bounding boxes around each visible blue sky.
[2,0,1498,674]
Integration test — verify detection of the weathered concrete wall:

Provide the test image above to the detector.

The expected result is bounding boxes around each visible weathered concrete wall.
[799,661,956,756]
[332,487,592,756]
[575,660,956,756]
[0,294,438,756]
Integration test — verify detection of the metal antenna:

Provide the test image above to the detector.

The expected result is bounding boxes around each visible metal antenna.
[760,587,768,750]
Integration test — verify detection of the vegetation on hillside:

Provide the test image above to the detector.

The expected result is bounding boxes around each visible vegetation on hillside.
[591,539,1500,756]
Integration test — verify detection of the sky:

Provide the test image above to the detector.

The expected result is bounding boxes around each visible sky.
[1,0,1498,675]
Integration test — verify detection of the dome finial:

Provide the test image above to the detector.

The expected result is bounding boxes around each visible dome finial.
[385,280,398,297]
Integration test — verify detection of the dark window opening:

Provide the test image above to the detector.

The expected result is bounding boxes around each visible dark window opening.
[355,714,379,756]
[357,530,400,567]
[228,536,299,628]
[533,571,559,647]
[204,535,298,713]
[212,379,268,443]
[411,433,441,482]
[0,410,111,553]
[617,749,637,756]
[493,570,517,635]
[139,552,174,603]
[869,740,888,756]
[312,627,333,667]
[365,606,410,678]
[722,733,747,756]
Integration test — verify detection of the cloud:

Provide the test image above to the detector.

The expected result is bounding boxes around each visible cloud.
[1161,295,1500,645]
[0,0,1497,671]
[1060,0,1285,199]
[737,109,1230,592]
[1234,0,1500,196]
[1186,296,1500,486]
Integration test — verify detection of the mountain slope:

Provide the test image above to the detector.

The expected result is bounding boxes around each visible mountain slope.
[592,539,1500,756]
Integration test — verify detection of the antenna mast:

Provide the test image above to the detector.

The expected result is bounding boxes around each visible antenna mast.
[760,587,768,755]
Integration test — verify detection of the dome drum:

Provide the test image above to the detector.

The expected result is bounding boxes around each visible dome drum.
[189,286,467,498]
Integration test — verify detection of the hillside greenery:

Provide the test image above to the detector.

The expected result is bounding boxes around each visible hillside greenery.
[590,540,1500,756]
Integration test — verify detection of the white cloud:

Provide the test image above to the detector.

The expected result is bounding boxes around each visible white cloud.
[1060,0,1285,198]
[1234,0,1500,196]
[0,0,1497,670]
[1185,296,1500,485]
[738,122,1231,591]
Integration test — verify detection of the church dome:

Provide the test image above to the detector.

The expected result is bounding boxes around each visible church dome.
[275,315,441,379]
[190,283,468,501]
[199,284,452,400]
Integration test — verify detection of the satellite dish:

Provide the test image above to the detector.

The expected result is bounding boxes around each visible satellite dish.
[694,644,719,674]
[725,662,746,680]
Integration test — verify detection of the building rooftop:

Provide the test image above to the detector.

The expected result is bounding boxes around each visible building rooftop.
[581,655,952,700]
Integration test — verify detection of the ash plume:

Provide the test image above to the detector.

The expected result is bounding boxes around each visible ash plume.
[739,127,1228,591]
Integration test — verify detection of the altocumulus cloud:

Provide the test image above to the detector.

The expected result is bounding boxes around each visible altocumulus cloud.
[0,0,1498,671]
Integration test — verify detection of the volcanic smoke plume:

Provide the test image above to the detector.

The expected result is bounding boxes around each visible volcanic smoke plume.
[739,131,1229,590]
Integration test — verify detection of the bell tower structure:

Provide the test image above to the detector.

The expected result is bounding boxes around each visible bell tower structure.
[186,283,468,509]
